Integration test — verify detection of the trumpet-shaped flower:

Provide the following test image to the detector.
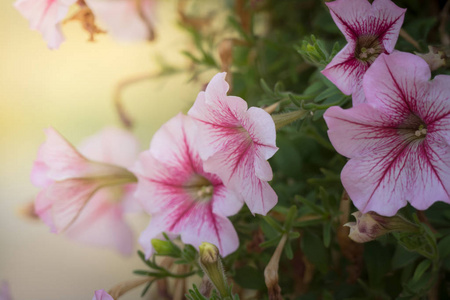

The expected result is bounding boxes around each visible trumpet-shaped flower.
[31,127,139,254]
[92,290,113,300]
[85,0,155,41]
[325,52,450,216]
[321,0,406,105]
[188,73,278,215]
[14,0,77,49]
[134,114,243,258]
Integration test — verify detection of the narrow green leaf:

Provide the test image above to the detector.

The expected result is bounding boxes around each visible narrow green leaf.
[412,260,431,282]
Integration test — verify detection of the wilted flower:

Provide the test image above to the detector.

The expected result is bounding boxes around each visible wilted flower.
[321,0,406,105]
[85,0,155,41]
[134,114,243,258]
[188,72,278,215]
[345,211,418,243]
[14,0,77,49]
[325,52,450,216]
[416,45,446,71]
[92,290,113,300]
[32,127,139,254]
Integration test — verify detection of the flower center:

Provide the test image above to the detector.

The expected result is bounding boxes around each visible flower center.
[398,114,428,141]
[355,35,384,64]
[184,174,214,202]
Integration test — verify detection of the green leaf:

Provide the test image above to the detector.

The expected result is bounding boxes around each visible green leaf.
[412,260,431,282]
[323,221,332,248]
[391,245,420,270]
[301,230,329,274]
[438,234,450,259]
[284,205,298,232]
[262,216,284,233]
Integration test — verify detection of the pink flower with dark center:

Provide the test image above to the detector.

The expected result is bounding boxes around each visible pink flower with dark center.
[134,113,243,258]
[14,0,77,49]
[188,73,278,215]
[85,0,155,41]
[325,52,450,216]
[92,290,113,300]
[32,127,139,254]
[321,0,406,105]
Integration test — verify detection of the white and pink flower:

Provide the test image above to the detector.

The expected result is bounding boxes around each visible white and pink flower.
[325,52,450,216]
[188,73,278,215]
[31,127,140,254]
[321,0,406,105]
[134,113,243,258]
[14,0,77,49]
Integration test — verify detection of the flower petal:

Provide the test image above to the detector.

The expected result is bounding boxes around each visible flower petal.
[324,104,401,158]
[93,290,114,300]
[78,127,141,169]
[85,0,155,41]
[363,52,431,118]
[14,0,76,49]
[321,43,366,98]
[65,188,134,255]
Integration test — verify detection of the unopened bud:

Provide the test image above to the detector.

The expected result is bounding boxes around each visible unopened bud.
[416,46,446,71]
[345,211,419,243]
[198,242,230,298]
[151,238,181,257]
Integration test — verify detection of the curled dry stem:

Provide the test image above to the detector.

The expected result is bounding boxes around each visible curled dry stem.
[108,278,153,299]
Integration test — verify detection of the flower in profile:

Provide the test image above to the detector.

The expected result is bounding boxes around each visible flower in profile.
[345,211,418,243]
[31,127,139,254]
[85,0,155,41]
[321,0,406,105]
[92,290,113,300]
[134,113,243,258]
[14,0,77,49]
[325,52,450,216]
[188,72,278,215]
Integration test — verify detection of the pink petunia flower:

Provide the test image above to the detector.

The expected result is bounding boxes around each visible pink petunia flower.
[321,0,406,105]
[14,0,77,49]
[324,52,450,216]
[188,73,278,215]
[134,113,243,258]
[92,290,113,300]
[85,0,155,42]
[32,127,140,254]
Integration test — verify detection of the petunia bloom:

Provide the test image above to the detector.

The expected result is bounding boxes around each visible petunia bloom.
[31,127,139,254]
[188,72,278,215]
[325,52,450,216]
[321,0,406,105]
[92,290,113,300]
[85,0,155,42]
[14,0,77,49]
[134,113,243,258]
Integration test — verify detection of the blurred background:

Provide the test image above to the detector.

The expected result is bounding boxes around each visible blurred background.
[0,0,208,299]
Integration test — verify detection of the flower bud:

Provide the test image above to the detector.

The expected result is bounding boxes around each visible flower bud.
[198,242,230,298]
[345,211,419,243]
[151,238,181,257]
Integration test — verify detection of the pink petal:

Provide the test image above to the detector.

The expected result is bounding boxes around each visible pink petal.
[36,178,102,233]
[78,127,140,169]
[14,0,76,49]
[363,52,431,117]
[324,104,402,158]
[65,188,134,255]
[85,0,155,41]
[326,0,405,49]
[0,281,13,300]
[419,75,450,128]
[93,290,114,300]
[320,43,367,100]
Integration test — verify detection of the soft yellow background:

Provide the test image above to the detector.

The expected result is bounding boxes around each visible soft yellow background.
[0,1,209,299]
